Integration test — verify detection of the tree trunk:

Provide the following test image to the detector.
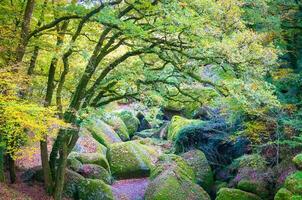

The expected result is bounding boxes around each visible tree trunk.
[28,45,39,75]
[16,0,35,63]
[0,144,5,182]
[53,131,68,200]
[40,137,53,194]
[8,155,16,183]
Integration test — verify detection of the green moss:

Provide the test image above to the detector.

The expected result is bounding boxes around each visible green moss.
[63,169,85,199]
[78,179,113,200]
[274,188,293,200]
[108,141,153,179]
[118,110,140,136]
[67,157,83,172]
[285,171,302,195]
[75,152,110,171]
[292,195,302,200]
[237,179,269,199]
[216,188,262,200]
[182,150,213,192]
[79,164,112,184]
[152,154,195,181]
[102,113,130,141]
[85,119,122,147]
[167,116,202,141]
[230,154,267,171]
[293,154,302,170]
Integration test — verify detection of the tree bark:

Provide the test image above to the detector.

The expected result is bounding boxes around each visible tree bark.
[28,46,39,75]
[0,144,5,183]
[16,0,35,63]
[40,138,53,194]
[8,155,16,184]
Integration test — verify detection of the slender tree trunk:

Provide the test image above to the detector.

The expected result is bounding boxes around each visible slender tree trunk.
[16,0,35,63]
[28,45,39,75]
[7,155,16,183]
[53,134,68,200]
[0,144,5,182]
[40,137,53,194]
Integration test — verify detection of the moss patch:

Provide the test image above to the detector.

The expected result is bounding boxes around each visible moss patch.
[216,188,262,200]
[274,188,293,200]
[108,141,153,179]
[167,116,202,141]
[285,171,302,195]
[102,113,130,141]
[78,179,113,200]
[182,150,213,192]
[70,152,110,171]
[118,110,140,136]
[85,119,122,147]
[293,154,302,170]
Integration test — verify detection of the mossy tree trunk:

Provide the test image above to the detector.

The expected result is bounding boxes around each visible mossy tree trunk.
[7,155,16,183]
[0,144,5,182]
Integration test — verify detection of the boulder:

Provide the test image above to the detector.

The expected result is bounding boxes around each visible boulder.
[216,188,262,200]
[85,118,122,147]
[136,112,152,131]
[77,179,113,200]
[67,156,83,172]
[274,188,293,200]
[63,169,85,199]
[293,154,302,170]
[118,110,140,136]
[69,152,110,171]
[229,154,267,172]
[181,149,214,192]
[108,141,153,179]
[78,164,112,184]
[74,128,107,155]
[284,171,302,195]
[145,154,210,200]
[167,116,202,141]
[101,113,130,141]
[135,129,157,138]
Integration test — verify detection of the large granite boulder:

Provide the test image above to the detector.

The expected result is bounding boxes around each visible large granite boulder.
[216,188,262,200]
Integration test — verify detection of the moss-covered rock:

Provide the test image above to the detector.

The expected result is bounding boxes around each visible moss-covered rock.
[135,129,157,138]
[293,154,302,170]
[230,154,267,172]
[101,113,130,141]
[274,188,293,200]
[167,116,201,141]
[216,188,262,200]
[78,179,113,200]
[118,110,140,136]
[108,141,153,179]
[237,179,269,199]
[70,152,110,171]
[182,150,213,192]
[145,154,210,200]
[85,118,122,147]
[78,164,112,184]
[74,128,108,155]
[285,171,302,195]
[67,156,83,172]
[63,169,85,199]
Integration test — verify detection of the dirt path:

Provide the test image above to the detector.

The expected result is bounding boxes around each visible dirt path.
[112,178,149,200]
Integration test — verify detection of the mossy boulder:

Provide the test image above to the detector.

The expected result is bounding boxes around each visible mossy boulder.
[63,169,85,199]
[145,154,210,200]
[78,164,112,184]
[216,188,262,200]
[85,118,122,147]
[108,141,153,179]
[284,171,302,195]
[182,150,214,192]
[274,188,293,200]
[67,156,83,172]
[135,129,157,138]
[237,179,269,199]
[74,128,107,155]
[118,110,140,136]
[230,154,267,172]
[101,113,130,141]
[69,152,110,171]
[78,179,113,200]
[167,116,202,141]
[293,154,302,170]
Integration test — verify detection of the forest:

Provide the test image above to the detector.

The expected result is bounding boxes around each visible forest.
[0,0,301,200]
